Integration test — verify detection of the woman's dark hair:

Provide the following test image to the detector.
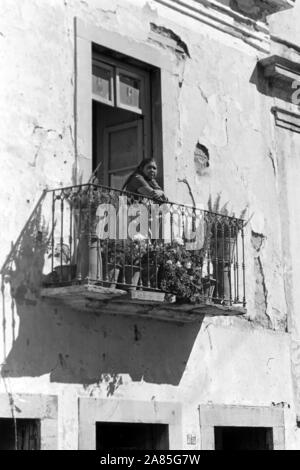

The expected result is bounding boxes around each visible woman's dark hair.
[122,158,157,191]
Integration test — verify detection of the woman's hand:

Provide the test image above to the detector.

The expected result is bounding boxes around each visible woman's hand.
[153,190,165,198]
[153,190,168,202]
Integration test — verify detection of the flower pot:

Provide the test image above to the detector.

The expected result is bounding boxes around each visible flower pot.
[165,293,176,303]
[203,284,215,300]
[210,236,236,263]
[141,262,159,288]
[54,264,77,283]
[104,264,121,288]
[76,233,102,281]
[202,276,216,300]
[124,265,140,290]
[211,262,233,303]
[129,290,166,302]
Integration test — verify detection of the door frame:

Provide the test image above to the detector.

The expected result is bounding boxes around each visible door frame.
[198,404,285,450]
[75,18,169,185]
[78,398,182,450]
[0,393,58,450]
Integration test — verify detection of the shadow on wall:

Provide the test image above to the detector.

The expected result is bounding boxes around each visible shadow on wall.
[1,198,203,387]
[1,194,50,360]
[1,301,202,387]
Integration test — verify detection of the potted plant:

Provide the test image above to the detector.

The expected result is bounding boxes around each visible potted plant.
[140,240,164,289]
[68,184,119,282]
[52,243,76,283]
[122,236,148,289]
[207,194,244,260]
[207,194,248,303]
[201,274,216,301]
[102,239,123,288]
[209,224,238,263]
[157,241,207,304]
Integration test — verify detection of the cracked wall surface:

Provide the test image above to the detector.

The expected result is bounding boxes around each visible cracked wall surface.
[252,231,272,329]
[0,0,300,449]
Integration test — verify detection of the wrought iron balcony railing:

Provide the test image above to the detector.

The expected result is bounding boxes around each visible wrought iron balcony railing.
[40,184,246,309]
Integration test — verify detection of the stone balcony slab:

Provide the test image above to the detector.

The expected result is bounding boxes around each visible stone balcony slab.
[41,284,246,323]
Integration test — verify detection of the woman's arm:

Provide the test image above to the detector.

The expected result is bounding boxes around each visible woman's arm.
[137,182,168,201]
[126,174,168,201]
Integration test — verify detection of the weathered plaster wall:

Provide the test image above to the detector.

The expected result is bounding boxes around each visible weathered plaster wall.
[0,0,300,449]
[139,3,288,332]
[274,125,300,434]
[0,296,296,448]
[269,0,300,44]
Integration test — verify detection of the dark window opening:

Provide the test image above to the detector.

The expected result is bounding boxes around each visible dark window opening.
[214,426,274,450]
[96,422,169,451]
[92,46,163,190]
[194,142,209,174]
[0,418,41,450]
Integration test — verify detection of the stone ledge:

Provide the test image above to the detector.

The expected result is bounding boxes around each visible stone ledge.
[41,285,246,323]
[154,0,282,54]
[271,106,300,133]
[260,54,300,86]
[267,0,295,11]
[231,0,295,17]
[41,284,128,302]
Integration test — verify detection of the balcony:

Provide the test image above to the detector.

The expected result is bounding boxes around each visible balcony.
[40,184,246,322]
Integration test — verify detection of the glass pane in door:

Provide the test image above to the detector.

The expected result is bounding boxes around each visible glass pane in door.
[92,63,113,103]
[109,125,140,171]
[119,74,141,109]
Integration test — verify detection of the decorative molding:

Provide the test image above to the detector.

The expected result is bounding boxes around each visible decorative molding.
[268,0,296,10]
[271,35,300,56]
[258,53,300,133]
[154,0,271,53]
[272,106,300,133]
[260,55,300,87]
[232,0,295,17]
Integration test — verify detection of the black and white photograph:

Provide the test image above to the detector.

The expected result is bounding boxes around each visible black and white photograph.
[0,0,300,452]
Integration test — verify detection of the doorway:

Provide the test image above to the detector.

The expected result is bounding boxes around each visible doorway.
[214,426,274,450]
[92,48,163,190]
[93,102,144,190]
[0,418,41,450]
[96,422,169,451]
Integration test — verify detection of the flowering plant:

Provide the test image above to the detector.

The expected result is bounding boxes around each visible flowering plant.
[123,237,148,266]
[105,235,148,267]
[152,240,207,303]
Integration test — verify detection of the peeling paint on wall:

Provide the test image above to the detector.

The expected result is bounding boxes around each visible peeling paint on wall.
[251,231,272,328]
[150,22,190,58]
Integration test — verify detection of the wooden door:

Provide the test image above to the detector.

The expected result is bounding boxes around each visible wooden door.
[103,120,144,190]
